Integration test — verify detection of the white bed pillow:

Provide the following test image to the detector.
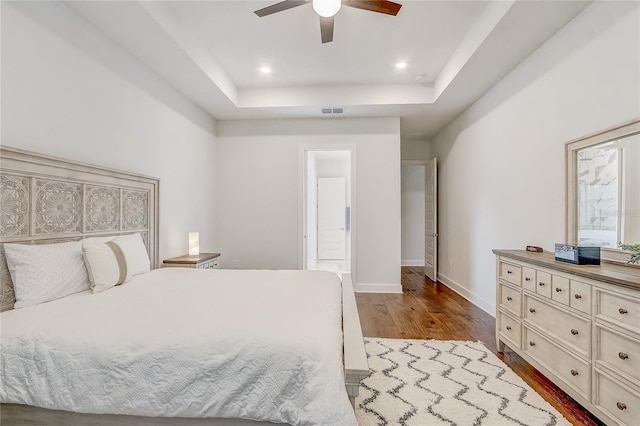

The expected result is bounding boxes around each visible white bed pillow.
[83,241,131,293]
[113,233,150,277]
[3,241,90,309]
[82,233,150,293]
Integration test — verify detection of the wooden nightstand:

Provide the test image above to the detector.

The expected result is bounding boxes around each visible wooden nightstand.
[162,253,221,269]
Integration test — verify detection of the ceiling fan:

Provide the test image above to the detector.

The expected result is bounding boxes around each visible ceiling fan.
[254,0,402,44]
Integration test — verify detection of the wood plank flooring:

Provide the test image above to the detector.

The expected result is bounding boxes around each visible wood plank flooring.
[355,266,605,426]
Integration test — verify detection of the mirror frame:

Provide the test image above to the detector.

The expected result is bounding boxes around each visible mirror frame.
[566,117,640,265]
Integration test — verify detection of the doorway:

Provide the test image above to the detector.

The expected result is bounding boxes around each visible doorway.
[401,162,426,267]
[317,177,347,260]
[401,158,438,282]
[302,149,353,276]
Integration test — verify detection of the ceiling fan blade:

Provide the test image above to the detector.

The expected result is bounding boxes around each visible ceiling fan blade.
[343,0,402,16]
[254,1,307,17]
[320,16,334,44]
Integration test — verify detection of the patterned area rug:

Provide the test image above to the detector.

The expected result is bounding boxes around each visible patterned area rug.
[355,338,570,426]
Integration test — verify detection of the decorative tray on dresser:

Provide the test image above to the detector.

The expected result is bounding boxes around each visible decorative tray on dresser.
[493,249,640,426]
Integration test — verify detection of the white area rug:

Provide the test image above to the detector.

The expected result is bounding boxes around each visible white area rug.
[355,338,571,426]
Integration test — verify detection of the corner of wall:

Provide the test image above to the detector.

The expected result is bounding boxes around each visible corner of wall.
[437,274,495,317]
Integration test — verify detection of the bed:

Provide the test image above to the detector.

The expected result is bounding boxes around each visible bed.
[0,146,368,425]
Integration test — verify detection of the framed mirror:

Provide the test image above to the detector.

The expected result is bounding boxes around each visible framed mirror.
[566,118,640,265]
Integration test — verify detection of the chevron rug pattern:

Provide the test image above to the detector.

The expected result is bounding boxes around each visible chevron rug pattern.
[355,338,570,426]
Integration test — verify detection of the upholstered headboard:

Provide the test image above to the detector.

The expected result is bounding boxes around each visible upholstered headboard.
[0,146,159,311]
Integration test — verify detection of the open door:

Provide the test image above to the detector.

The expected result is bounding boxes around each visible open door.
[425,158,438,281]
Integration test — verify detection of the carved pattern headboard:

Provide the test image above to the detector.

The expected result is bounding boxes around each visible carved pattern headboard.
[0,146,159,312]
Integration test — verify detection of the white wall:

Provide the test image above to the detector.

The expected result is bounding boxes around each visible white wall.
[216,118,402,292]
[1,2,218,260]
[432,1,640,314]
[401,165,425,266]
[305,154,318,268]
[316,156,351,185]
[401,139,432,161]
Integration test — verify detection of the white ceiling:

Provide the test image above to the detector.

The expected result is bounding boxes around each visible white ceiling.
[167,1,488,88]
[66,0,591,139]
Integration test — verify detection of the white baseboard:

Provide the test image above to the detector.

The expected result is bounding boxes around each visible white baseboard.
[354,283,403,294]
[437,274,495,317]
[401,260,424,267]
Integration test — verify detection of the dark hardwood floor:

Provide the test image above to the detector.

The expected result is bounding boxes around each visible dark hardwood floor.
[355,266,605,426]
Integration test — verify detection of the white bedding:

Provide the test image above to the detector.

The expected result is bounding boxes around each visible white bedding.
[0,268,357,426]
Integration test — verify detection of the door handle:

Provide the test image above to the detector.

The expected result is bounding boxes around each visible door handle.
[433,233,438,237]
[339,228,345,230]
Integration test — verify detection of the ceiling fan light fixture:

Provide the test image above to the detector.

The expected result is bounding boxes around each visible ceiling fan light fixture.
[313,0,341,17]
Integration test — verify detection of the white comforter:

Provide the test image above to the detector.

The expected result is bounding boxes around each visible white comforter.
[0,268,357,425]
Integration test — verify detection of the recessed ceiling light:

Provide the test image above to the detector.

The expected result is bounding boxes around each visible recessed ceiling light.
[259,66,271,74]
[395,62,407,69]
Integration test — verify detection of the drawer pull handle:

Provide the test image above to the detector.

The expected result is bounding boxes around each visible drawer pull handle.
[538,282,545,286]
[617,402,627,411]
[529,341,536,347]
[619,352,629,360]
[574,294,582,299]
[619,308,628,315]
[555,287,562,292]
[506,296,513,301]
[506,325,512,331]
[570,329,579,335]
[525,277,531,282]
[507,270,513,275]
[570,369,578,376]
[529,308,536,313]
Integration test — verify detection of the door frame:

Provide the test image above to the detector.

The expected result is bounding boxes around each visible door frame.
[299,144,357,282]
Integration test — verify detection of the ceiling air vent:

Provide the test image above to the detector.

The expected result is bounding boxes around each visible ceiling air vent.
[321,108,344,114]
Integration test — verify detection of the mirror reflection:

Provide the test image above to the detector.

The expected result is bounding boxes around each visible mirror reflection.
[577,133,640,248]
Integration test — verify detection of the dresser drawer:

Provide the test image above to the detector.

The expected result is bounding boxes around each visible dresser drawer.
[570,280,592,314]
[597,289,640,334]
[197,258,219,269]
[551,275,570,306]
[524,327,590,399]
[524,295,590,356]
[499,283,521,317]
[596,326,640,382]
[595,372,640,426]
[522,267,536,292]
[499,261,521,286]
[498,311,521,350]
[535,270,552,298]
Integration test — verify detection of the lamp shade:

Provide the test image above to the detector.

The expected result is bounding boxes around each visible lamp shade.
[188,232,200,256]
[313,0,341,17]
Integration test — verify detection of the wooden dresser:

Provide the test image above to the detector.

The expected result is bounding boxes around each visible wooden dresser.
[493,250,640,426]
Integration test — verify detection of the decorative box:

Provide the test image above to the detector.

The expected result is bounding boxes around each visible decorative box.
[554,244,600,265]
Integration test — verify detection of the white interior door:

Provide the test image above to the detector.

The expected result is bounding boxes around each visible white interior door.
[425,158,438,281]
[317,177,346,260]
